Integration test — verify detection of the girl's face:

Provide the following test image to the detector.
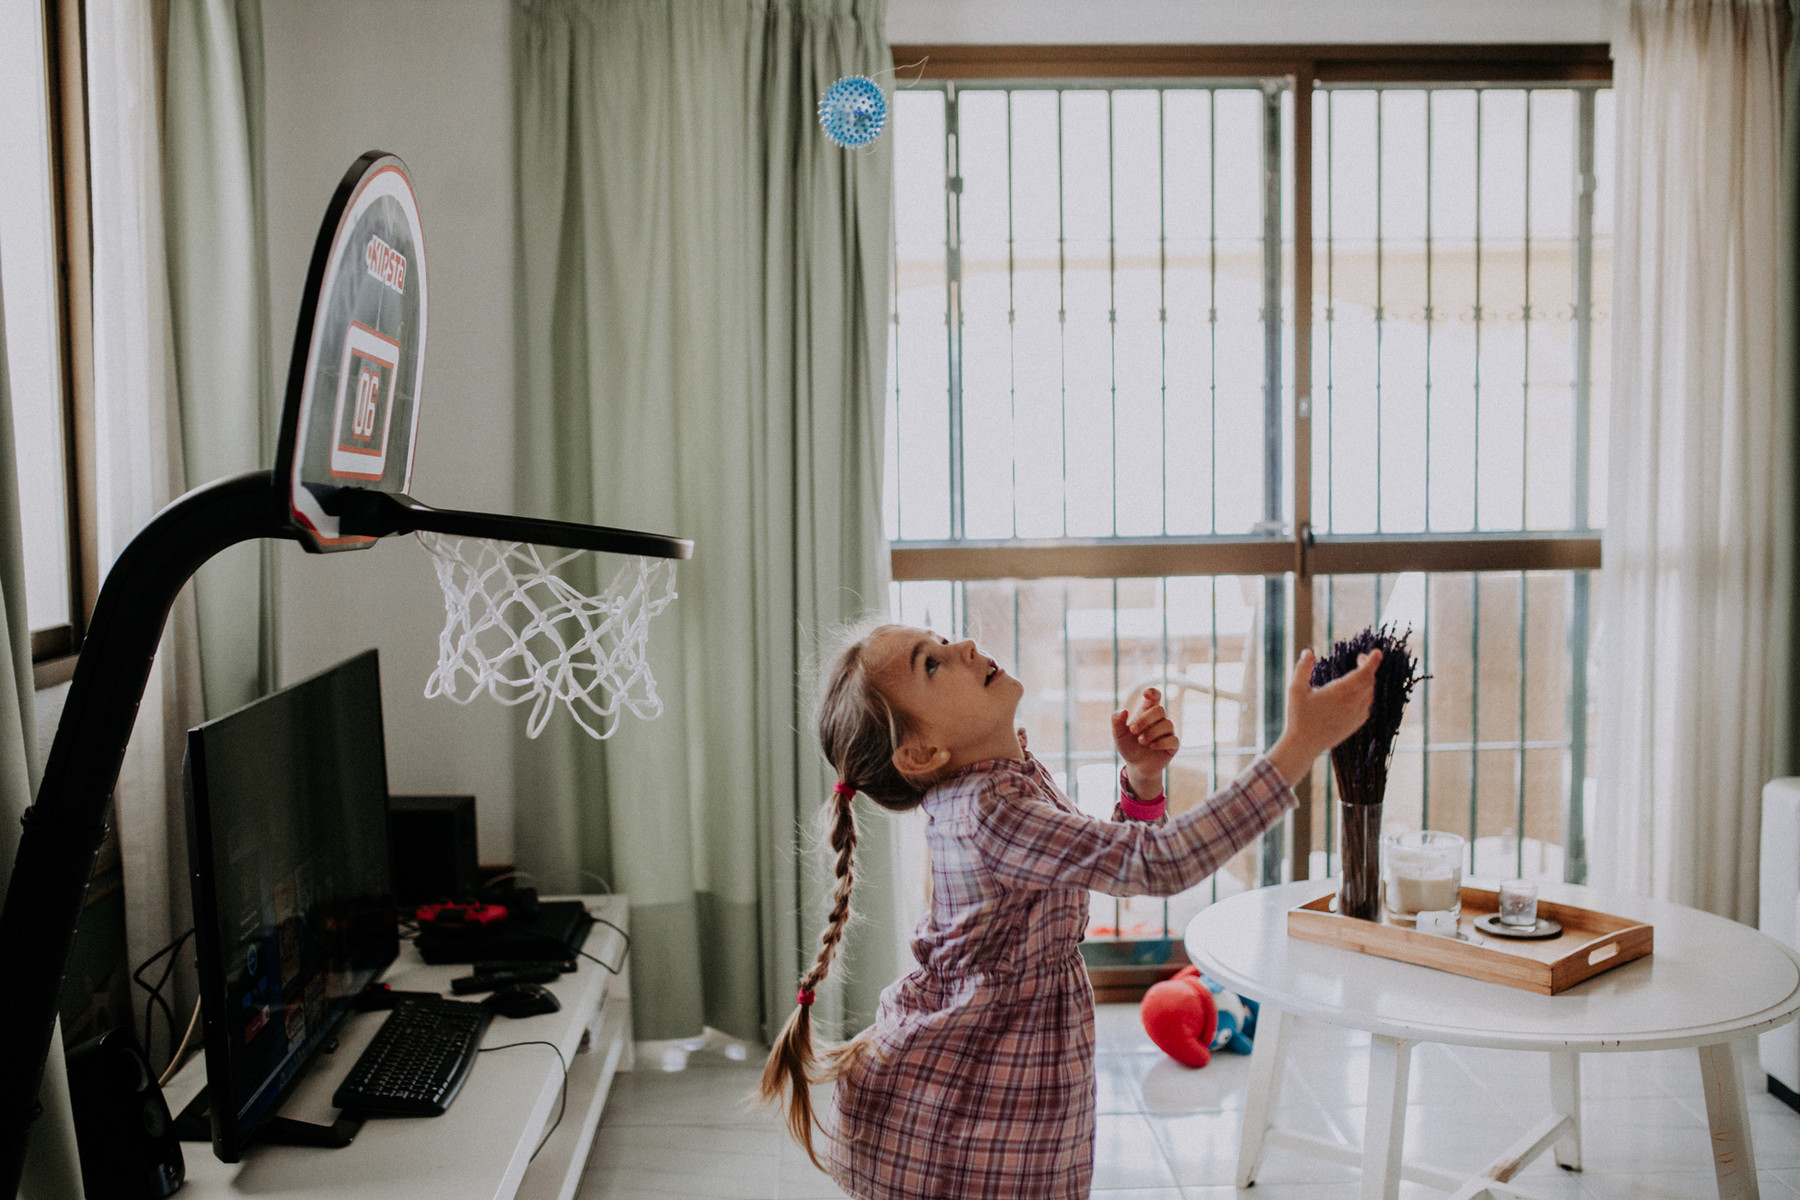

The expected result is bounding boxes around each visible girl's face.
[867,625,1025,777]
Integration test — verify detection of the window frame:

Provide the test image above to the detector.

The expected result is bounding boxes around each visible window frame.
[885,43,1611,881]
[27,0,98,689]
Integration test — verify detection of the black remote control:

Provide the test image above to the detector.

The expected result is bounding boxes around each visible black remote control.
[473,958,577,975]
[450,966,561,994]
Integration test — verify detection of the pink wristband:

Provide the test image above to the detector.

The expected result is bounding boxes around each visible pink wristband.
[1119,793,1166,821]
[1118,767,1165,819]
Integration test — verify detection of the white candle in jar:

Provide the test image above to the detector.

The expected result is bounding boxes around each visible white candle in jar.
[1386,871,1461,914]
[1381,830,1466,922]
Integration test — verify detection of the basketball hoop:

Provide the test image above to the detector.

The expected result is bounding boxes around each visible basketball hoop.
[415,533,678,739]
[0,151,696,1196]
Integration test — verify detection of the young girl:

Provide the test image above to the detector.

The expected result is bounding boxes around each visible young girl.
[760,623,1380,1199]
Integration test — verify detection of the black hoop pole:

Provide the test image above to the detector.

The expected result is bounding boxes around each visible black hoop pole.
[0,466,691,1196]
[0,470,295,1199]
[322,488,693,559]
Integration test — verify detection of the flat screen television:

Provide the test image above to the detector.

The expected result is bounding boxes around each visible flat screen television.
[182,648,398,1162]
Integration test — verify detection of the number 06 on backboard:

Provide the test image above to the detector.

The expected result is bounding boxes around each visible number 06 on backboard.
[331,320,399,479]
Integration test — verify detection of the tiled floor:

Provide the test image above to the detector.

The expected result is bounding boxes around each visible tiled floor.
[577,1005,1800,1198]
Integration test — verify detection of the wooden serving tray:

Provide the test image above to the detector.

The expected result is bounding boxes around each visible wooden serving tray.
[1287,885,1653,994]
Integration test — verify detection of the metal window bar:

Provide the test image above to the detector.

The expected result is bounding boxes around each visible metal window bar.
[1259,85,1288,886]
[1470,571,1481,872]
[1375,92,1385,534]
[1421,572,1433,830]
[1424,93,1435,533]
[891,197,904,537]
[1475,93,1485,531]
[1210,90,1220,536]
[1007,94,1019,538]
[1110,578,1120,935]
[945,86,965,540]
[1516,94,1534,880]
[1421,91,1436,834]
[1107,91,1118,539]
[1565,85,1598,886]
[1210,576,1222,902]
[1323,573,1336,875]
[1159,92,1170,535]
[1057,93,1069,536]
[1323,89,1337,539]
[1320,88,1338,878]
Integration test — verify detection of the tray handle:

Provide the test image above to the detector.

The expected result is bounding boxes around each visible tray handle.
[1587,940,1621,966]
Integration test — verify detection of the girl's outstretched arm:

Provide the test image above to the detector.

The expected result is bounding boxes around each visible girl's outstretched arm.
[972,758,1293,897]
[972,651,1377,897]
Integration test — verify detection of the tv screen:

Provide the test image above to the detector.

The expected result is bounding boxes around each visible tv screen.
[183,648,398,1162]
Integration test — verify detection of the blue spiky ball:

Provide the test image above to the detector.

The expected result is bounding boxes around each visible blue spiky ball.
[818,75,888,148]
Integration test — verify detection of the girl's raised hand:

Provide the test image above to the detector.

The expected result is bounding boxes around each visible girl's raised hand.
[1266,648,1381,786]
[1112,687,1180,800]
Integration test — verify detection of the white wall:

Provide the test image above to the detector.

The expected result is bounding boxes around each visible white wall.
[886,0,1621,45]
[258,0,1621,866]
[263,0,518,863]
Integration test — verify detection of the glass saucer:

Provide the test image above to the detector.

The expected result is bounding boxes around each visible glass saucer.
[1474,913,1563,940]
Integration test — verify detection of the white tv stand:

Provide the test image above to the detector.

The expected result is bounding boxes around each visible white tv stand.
[162,895,632,1200]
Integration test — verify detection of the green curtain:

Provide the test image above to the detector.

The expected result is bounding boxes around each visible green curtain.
[163,0,276,717]
[0,260,83,1199]
[513,0,894,1042]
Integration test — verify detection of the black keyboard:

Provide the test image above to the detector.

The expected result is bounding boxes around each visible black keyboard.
[332,996,492,1117]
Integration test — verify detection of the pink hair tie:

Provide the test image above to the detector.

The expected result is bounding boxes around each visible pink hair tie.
[832,781,856,799]
[796,989,817,1006]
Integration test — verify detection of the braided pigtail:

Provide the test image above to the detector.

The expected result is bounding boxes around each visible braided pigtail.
[757,623,929,1172]
[758,780,860,1170]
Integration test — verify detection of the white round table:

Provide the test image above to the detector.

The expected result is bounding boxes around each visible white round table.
[1184,879,1800,1200]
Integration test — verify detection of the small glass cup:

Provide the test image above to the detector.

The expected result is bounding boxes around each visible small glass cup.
[1381,830,1466,925]
[1498,879,1539,927]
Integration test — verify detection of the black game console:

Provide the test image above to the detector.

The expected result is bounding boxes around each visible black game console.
[414,899,594,965]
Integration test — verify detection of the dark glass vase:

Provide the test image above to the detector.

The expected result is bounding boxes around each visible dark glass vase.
[1338,800,1383,920]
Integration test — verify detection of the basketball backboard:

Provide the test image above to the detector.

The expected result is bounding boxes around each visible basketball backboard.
[273,151,427,552]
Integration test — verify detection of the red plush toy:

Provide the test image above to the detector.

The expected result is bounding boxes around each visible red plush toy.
[1139,965,1219,1068]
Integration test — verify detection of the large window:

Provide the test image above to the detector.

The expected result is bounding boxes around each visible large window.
[886,46,1611,947]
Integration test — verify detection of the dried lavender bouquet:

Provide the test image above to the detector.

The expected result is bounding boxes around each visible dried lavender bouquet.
[1313,624,1425,919]
[1310,624,1426,807]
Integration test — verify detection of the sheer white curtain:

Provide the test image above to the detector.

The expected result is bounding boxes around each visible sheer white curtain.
[165,0,277,719]
[1595,0,1793,922]
[85,0,206,1036]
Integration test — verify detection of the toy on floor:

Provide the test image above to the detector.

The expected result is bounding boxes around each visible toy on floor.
[1139,965,1259,1068]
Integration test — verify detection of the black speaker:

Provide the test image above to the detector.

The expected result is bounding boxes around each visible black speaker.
[387,794,479,906]
[65,1029,184,1199]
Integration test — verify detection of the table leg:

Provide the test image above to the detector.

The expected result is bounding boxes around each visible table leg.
[1548,1050,1582,1170]
[1236,1005,1287,1187]
[1697,1038,1760,1200]
[1361,1034,1414,1200]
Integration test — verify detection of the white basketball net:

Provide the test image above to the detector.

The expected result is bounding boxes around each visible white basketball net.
[416,532,677,739]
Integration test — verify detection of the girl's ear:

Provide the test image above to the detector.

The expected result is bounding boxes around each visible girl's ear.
[893,738,951,779]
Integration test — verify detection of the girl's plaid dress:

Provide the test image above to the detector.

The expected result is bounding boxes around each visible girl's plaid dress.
[825,752,1294,1199]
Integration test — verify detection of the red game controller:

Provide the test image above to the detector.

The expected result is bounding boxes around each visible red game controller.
[415,902,509,927]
